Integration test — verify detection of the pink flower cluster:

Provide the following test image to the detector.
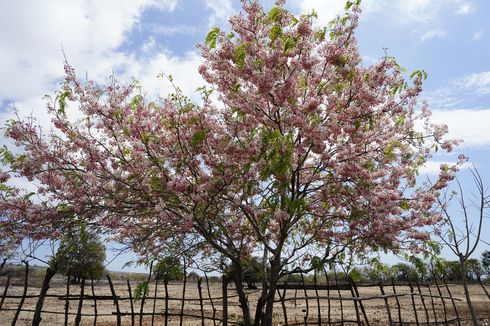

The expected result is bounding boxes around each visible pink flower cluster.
[1,0,460,266]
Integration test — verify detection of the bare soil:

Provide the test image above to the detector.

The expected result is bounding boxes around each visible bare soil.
[0,275,489,325]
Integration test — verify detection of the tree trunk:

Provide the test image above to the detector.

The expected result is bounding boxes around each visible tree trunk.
[262,254,282,326]
[253,249,270,325]
[459,255,479,325]
[232,262,252,326]
[32,266,57,326]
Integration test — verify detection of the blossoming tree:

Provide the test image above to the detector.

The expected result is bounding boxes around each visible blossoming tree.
[1,0,461,324]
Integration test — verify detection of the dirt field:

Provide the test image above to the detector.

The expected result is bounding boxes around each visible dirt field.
[0,274,489,325]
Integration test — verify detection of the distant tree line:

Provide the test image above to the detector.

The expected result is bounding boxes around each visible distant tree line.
[274,252,490,285]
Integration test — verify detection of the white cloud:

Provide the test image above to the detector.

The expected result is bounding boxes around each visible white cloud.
[420,29,446,42]
[388,0,474,24]
[118,51,205,102]
[298,0,346,26]
[205,0,235,28]
[397,0,436,23]
[472,29,484,41]
[296,0,385,27]
[455,72,490,95]
[147,23,198,36]
[454,3,474,14]
[0,0,207,141]
[0,0,178,102]
[429,109,490,148]
[154,0,178,12]
[428,71,490,108]
[419,160,471,175]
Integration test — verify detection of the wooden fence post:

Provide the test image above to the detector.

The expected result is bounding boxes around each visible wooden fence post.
[425,281,438,324]
[205,273,217,326]
[222,275,228,326]
[479,280,490,301]
[127,279,135,326]
[198,277,205,326]
[11,261,29,326]
[349,280,362,326]
[64,275,71,326]
[91,278,98,326]
[151,279,158,326]
[107,274,121,326]
[179,269,187,326]
[324,268,331,325]
[164,279,169,326]
[74,277,86,326]
[301,272,310,324]
[443,279,461,326]
[314,271,322,324]
[0,275,11,311]
[415,280,429,324]
[140,261,153,326]
[433,279,448,325]
[379,283,393,326]
[391,279,403,325]
[409,283,420,326]
[352,281,370,326]
[333,267,344,326]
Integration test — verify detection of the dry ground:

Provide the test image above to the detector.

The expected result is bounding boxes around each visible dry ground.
[0,274,489,325]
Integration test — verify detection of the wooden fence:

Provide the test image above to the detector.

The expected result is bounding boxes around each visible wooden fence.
[1,262,490,325]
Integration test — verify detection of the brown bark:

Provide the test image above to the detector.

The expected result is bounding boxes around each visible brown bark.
[459,255,479,325]
[32,266,57,326]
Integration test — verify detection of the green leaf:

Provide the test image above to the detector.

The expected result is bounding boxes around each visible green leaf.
[310,256,325,271]
[409,69,428,80]
[205,27,220,49]
[302,9,318,20]
[133,281,149,302]
[196,85,213,97]
[395,115,406,126]
[231,83,241,93]
[345,0,361,10]
[267,7,282,23]
[260,130,293,180]
[269,25,282,44]
[383,145,395,159]
[0,145,14,164]
[130,95,142,111]
[349,267,362,282]
[24,192,36,200]
[315,27,327,42]
[191,130,206,147]
[57,90,71,115]
[283,36,297,53]
[340,15,350,26]
[399,200,410,211]
[233,43,249,68]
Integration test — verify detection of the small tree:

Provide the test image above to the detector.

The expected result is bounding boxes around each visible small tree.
[443,260,462,282]
[436,169,488,325]
[465,258,483,282]
[390,263,418,283]
[55,225,106,283]
[3,1,460,324]
[153,256,184,282]
[482,250,490,277]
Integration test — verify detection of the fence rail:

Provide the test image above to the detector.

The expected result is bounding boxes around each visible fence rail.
[1,262,490,325]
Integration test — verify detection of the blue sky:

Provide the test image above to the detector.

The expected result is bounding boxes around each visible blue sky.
[1,0,489,272]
